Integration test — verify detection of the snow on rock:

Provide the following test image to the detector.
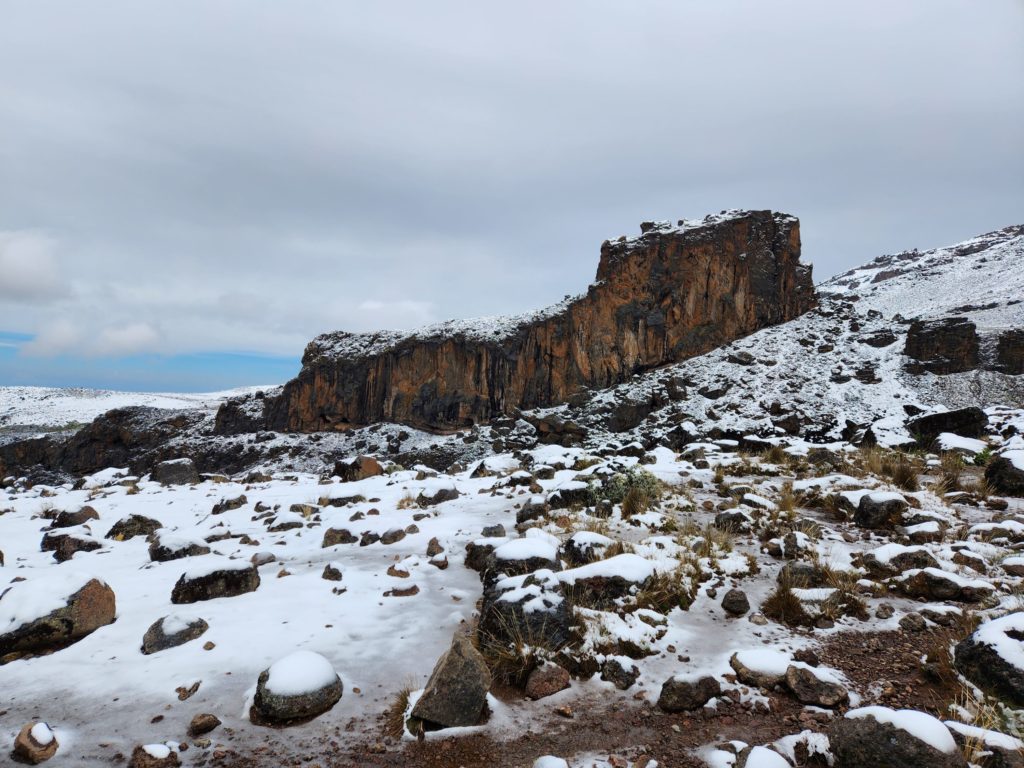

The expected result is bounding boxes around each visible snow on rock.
[30,722,55,746]
[532,757,569,768]
[844,707,957,754]
[936,433,987,454]
[263,650,340,697]
[493,538,559,562]
[0,570,107,631]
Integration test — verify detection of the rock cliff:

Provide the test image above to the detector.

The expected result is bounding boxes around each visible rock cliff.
[219,210,815,433]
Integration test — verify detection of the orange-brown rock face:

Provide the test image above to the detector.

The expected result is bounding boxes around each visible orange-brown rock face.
[223,210,815,433]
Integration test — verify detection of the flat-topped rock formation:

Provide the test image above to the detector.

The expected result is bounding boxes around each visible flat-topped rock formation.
[218,210,815,433]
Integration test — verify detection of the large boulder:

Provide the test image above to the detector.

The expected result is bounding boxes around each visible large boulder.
[0,574,116,660]
[40,530,102,563]
[828,707,966,768]
[410,629,490,728]
[147,530,211,562]
[657,675,721,712]
[51,505,100,529]
[333,455,383,482]
[854,492,907,529]
[153,458,199,485]
[106,514,163,541]
[996,329,1024,374]
[784,664,848,707]
[12,722,58,764]
[907,407,988,443]
[170,561,260,604]
[955,612,1024,706]
[252,650,343,723]
[987,455,1024,497]
[141,614,209,655]
[904,317,979,375]
[897,568,994,603]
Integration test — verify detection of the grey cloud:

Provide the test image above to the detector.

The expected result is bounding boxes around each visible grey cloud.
[0,1,1022,366]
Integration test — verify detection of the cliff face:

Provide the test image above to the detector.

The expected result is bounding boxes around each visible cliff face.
[222,210,816,434]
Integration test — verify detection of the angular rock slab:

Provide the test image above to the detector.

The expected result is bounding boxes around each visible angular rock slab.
[411,629,490,728]
[171,562,259,604]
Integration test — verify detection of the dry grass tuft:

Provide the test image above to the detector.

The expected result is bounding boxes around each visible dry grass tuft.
[384,680,417,739]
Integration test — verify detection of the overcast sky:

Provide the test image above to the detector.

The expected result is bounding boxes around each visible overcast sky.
[1,1,1022,391]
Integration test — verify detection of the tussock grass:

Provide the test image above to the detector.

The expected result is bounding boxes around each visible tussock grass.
[384,679,417,739]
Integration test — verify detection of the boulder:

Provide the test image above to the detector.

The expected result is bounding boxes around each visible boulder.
[898,567,994,602]
[51,506,100,529]
[784,664,848,707]
[333,455,383,482]
[721,588,750,616]
[907,407,988,443]
[987,456,1024,497]
[12,722,58,764]
[417,486,460,506]
[129,744,180,768]
[996,328,1024,374]
[854,492,908,529]
[153,458,199,485]
[40,530,102,563]
[657,675,721,712]
[105,515,163,541]
[904,317,979,375]
[170,561,260,604]
[141,615,209,654]
[321,528,358,547]
[729,650,789,689]
[188,713,221,737]
[211,494,247,514]
[828,707,966,768]
[955,612,1024,706]
[147,531,211,562]
[411,629,490,728]
[525,663,570,699]
[0,574,116,659]
[253,650,343,723]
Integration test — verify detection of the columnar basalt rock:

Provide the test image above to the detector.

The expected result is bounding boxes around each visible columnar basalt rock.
[221,210,815,433]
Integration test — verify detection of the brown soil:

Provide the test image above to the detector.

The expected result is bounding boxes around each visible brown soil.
[194,626,965,768]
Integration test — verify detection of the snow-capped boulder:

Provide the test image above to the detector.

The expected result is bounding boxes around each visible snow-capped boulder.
[170,560,260,604]
[12,722,58,764]
[410,629,490,728]
[141,614,209,655]
[40,529,102,563]
[784,663,848,707]
[560,531,614,566]
[153,457,199,485]
[897,568,994,603]
[332,455,382,482]
[860,544,939,578]
[252,650,343,723]
[321,527,358,547]
[0,572,115,660]
[906,407,988,443]
[105,514,163,541]
[828,706,965,768]
[955,612,1024,706]
[735,746,791,768]
[557,554,655,609]
[658,674,720,712]
[129,743,180,768]
[51,505,99,529]
[147,530,211,562]
[601,656,640,690]
[987,453,1024,497]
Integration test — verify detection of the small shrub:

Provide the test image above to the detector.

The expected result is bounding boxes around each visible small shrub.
[763,570,810,627]
[933,452,963,496]
[397,493,417,510]
[883,453,920,492]
[384,681,416,739]
[972,446,994,467]
[633,565,698,613]
[764,445,788,465]
[777,481,797,514]
[600,468,663,506]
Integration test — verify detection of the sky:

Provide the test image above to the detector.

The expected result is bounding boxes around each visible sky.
[1,1,1022,392]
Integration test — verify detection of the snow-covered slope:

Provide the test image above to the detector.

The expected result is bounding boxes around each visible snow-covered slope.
[0,386,271,430]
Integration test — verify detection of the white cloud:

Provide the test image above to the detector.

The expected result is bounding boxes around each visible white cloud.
[22,319,161,358]
[21,318,83,356]
[92,322,162,357]
[0,231,65,301]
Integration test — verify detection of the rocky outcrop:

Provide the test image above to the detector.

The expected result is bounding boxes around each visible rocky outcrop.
[220,211,814,433]
[904,317,979,374]
[997,329,1024,374]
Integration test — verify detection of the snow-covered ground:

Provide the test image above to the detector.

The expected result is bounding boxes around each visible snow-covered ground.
[0,386,272,431]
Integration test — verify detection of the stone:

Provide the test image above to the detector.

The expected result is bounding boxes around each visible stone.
[784,664,848,707]
[12,722,58,764]
[141,615,209,654]
[996,328,1024,374]
[251,551,276,566]
[105,514,163,541]
[170,562,260,604]
[153,458,199,485]
[907,407,989,443]
[253,650,343,723]
[51,506,99,528]
[211,494,247,514]
[380,528,406,545]
[333,455,383,482]
[721,588,750,616]
[904,317,979,375]
[729,653,786,689]
[525,663,570,699]
[657,675,721,712]
[854,492,908,529]
[898,568,993,602]
[321,527,358,547]
[411,629,490,728]
[601,657,640,690]
[0,576,116,659]
[899,612,927,633]
[322,563,343,581]
[219,211,814,434]
[828,708,966,768]
[187,713,221,737]
[417,486,460,506]
[955,613,1024,706]
[987,457,1024,497]
[426,537,444,557]
[481,524,506,538]
[129,744,180,768]
[147,532,211,562]
[40,530,102,562]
